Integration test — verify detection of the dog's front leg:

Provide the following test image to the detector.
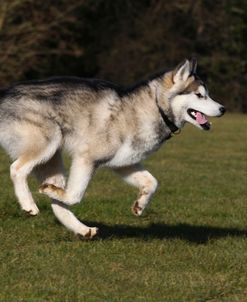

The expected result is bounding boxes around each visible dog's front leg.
[114,164,158,216]
[39,155,94,206]
[36,152,97,238]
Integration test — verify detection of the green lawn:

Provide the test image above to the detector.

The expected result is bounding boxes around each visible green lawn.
[0,114,247,302]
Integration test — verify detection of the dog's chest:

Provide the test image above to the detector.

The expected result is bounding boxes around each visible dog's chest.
[105,120,171,167]
[106,136,160,168]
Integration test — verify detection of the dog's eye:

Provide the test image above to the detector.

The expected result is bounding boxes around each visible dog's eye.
[195,93,204,98]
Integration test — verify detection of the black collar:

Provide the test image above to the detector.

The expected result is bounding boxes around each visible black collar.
[157,104,179,134]
[155,88,180,135]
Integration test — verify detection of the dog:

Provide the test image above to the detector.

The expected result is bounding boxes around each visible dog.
[0,58,225,238]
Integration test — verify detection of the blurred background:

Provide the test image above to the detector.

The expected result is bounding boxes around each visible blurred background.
[0,0,246,111]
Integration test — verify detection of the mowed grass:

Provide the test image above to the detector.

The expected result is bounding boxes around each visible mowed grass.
[0,114,247,302]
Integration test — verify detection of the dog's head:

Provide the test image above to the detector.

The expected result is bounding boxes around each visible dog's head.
[162,58,225,130]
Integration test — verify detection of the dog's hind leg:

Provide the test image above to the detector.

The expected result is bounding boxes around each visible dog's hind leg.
[114,164,158,216]
[39,154,94,206]
[10,128,62,216]
[36,152,98,238]
[34,150,66,190]
[10,155,40,215]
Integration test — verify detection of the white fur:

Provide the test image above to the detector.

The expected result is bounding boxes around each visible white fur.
[63,156,94,205]
[51,200,97,236]
[171,85,223,129]
[167,60,192,99]
[115,164,158,215]
[173,60,191,83]
[198,85,206,97]
[10,128,62,215]
[44,173,96,236]
[0,58,224,238]
[107,138,144,167]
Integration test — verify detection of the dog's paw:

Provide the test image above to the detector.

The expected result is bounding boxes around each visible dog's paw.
[22,204,40,216]
[131,201,143,216]
[39,183,65,201]
[77,227,99,240]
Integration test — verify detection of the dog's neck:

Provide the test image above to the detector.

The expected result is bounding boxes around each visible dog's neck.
[156,103,179,134]
[152,79,179,135]
[121,75,180,136]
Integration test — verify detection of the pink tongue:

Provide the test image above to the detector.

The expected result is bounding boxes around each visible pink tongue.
[196,112,208,125]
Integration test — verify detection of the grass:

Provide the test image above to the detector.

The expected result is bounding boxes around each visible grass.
[0,113,247,301]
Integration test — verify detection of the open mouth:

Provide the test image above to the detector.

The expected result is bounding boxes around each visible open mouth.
[187,109,211,130]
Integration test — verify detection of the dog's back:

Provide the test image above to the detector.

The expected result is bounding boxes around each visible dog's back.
[0,77,124,158]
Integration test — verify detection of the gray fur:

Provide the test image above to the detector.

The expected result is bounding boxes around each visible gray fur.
[0,76,171,163]
[0,59,225,237]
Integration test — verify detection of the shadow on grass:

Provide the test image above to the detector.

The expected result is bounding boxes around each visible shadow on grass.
[84,221,247,244]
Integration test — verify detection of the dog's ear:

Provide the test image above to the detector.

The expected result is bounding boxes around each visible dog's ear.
[173,59,191,83]
[189,57,197,75]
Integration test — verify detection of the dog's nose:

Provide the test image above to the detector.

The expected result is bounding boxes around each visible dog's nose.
[219,106,226,115]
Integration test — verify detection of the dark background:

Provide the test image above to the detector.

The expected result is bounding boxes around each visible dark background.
[0,0,246,111]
